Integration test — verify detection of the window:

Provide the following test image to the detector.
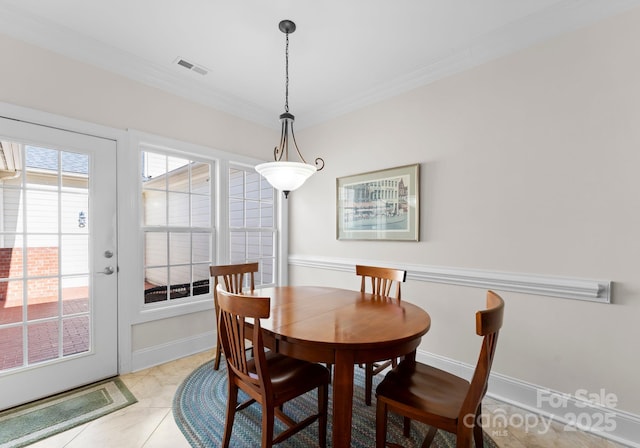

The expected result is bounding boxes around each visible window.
[229,165,276,287]
[128,131,281,316]
[141,150,213,304]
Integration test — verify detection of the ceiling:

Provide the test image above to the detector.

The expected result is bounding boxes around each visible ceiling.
[1,0,639,129]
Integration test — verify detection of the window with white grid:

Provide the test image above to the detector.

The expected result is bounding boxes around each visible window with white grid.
[228,165,276,287]
[141,150,213,304]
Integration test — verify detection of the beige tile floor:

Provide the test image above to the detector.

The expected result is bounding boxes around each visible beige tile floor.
[27,350,624,448]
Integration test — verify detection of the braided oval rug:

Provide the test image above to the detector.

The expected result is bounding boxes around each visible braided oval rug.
[173,360,498,447]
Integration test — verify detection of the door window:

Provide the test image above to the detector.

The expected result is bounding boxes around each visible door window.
[0,141,99,374]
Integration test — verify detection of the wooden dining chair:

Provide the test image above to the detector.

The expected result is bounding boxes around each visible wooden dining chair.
[210,262,259,370]
[356,264,407,406]
[375,290,505,448]
[216,285,330,448]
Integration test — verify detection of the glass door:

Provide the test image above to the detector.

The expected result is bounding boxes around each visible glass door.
[0,117,117,410]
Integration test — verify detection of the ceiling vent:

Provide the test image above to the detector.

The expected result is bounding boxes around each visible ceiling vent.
[174,57,209,76]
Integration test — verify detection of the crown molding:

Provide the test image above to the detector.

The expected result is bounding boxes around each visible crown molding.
[302,0,640,127]
[2,1,640,129]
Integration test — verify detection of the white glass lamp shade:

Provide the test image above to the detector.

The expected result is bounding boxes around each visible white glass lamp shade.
[255,161,317,192]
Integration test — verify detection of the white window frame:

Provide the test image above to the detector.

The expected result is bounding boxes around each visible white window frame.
[119,130,286,325]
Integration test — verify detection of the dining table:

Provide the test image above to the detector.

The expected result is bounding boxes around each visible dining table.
[253,285,432,448]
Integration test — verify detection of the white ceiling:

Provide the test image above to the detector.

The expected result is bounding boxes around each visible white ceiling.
[1,0,639,129]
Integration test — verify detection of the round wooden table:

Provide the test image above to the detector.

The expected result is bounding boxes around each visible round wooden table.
[255,286,431,448]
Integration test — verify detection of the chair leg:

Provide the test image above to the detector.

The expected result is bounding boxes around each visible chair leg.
[261,404,275,448]
[421,426,437,448]
[456,430,472,448]
[213,339,221,370]
[318,383,328,448]
[365,363,374,406]
[473,404,483,448]
[221,383,238,448]
[403,417,411,437]
[375,398,388,448]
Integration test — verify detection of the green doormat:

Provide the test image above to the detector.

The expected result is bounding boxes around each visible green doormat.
[0,377,137,448]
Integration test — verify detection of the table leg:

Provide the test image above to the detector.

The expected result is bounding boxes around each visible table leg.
[332,351,355,448]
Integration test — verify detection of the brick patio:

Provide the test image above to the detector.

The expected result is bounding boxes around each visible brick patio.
[0,295,90,371]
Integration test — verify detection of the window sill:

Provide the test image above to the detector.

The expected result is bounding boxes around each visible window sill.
[133,295,215,324]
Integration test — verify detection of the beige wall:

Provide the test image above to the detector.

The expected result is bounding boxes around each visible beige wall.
[289,8,640,415]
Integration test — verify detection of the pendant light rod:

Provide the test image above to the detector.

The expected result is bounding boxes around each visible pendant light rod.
[273,20,324,170]
[280,19,294,114]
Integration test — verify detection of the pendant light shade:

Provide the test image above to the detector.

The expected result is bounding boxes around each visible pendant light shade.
[255,161,317,192]
[256,20,324,198]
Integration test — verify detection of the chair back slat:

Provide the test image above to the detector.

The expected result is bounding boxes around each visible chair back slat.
[210,262,258,295]
[356,264,406,299]
[460,290,504,420]
[221,311,249,374]
[217,285,270,389]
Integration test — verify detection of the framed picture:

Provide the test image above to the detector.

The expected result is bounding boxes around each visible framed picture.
[337,164,419,241]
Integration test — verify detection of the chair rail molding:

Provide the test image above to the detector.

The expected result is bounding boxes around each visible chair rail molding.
[288,255,611,303]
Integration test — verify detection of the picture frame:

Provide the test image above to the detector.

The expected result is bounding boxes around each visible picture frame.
[336,164,420,241]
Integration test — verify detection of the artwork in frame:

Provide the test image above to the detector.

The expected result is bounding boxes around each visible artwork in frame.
[337,164,419,241]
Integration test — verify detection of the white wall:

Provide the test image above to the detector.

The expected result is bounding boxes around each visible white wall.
[289,6,640,419]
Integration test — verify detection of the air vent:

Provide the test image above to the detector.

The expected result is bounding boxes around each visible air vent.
[174,57,209,76]
[176,59,193,69]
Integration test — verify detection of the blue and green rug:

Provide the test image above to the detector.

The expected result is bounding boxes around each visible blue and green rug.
[0,378,137,448]
[173,360,498,447]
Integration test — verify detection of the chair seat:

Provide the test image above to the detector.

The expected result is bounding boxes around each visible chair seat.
[249,352,330,402]
[377,361,470,420]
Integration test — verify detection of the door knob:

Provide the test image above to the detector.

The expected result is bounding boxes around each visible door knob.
[100,266,115,275]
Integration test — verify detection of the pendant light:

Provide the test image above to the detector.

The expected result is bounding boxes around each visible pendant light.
[255,20,324,198]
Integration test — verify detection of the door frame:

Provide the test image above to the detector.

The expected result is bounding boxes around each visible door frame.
[0,102,132,374]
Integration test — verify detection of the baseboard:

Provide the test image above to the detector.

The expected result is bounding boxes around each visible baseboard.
[130,331,215,372]
[416,350,640,448]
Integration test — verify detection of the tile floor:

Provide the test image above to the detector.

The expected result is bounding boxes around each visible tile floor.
[26,350,625,448]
